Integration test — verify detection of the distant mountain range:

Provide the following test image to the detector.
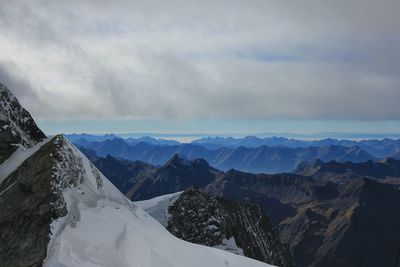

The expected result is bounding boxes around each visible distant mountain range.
[82,150,400,267]
[66,133,180,146]
[74,137,377,173]
[66,133,400,158]
[192,136,400,158]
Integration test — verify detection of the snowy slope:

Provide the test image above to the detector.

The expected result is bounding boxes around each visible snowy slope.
[134,191,182,227]
[43,136,274,267]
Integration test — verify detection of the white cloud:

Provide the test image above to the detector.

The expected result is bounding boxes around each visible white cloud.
[0,0,399,121]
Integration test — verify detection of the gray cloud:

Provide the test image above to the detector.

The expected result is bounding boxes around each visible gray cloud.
[0,0,399,121]
[0,63,43,111]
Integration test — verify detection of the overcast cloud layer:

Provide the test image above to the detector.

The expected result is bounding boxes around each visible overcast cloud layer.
[0,0,399,121]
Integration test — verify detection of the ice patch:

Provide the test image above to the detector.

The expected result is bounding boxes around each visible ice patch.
[134,191,182,227]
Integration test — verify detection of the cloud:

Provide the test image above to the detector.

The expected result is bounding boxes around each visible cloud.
[0,0,399,121]
[0,62,43,111]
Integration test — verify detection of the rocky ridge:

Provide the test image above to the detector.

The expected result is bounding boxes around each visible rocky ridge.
[167,187,294,267]
[0,83,45,164]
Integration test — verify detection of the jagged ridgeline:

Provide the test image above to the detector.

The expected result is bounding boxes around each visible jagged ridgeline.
[0,83,276,267]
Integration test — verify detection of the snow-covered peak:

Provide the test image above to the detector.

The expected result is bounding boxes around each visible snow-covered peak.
[0,83,46,148]
[50,135,130,209]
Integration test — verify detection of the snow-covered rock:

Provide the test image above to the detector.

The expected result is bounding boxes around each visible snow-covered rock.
[0,83,46,164]
[0,83,45,148]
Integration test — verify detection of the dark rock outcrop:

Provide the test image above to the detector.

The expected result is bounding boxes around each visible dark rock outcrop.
[167,187,293,267]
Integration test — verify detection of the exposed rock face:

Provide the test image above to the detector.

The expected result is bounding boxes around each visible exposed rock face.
[0,83,46,164]
[167,187,293,267]
[0,136,74,267]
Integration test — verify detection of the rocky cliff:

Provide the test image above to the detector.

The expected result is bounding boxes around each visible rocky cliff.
[167,187,293,267]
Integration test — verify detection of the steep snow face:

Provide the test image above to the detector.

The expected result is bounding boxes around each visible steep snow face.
[0,83,46,148]
[44,136,273,267]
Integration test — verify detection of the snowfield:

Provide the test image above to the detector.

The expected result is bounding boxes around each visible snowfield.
[45,200,272,267]
[42,137,274,267]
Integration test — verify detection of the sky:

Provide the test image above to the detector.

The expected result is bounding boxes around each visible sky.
[0,0,400,136]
